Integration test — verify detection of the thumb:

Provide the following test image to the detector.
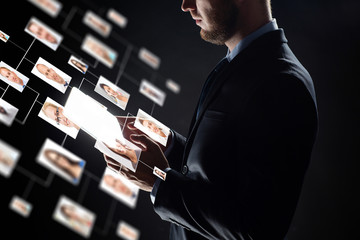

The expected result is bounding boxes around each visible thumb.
[130,134,157,150]
[127,121,137,130]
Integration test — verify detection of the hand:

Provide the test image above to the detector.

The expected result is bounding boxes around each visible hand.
[104,139,138,165]
[115,116,172,153]
[104,134,170,192]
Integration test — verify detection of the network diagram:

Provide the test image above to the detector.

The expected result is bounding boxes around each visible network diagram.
[0,1,180,239]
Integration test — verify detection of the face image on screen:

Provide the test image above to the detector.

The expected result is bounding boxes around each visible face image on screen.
[24,17,63,50]
[139,79,166,107]
[68,55,88,74]
[107,8,128,29]
[0,61,29,92]
[0,98,19,127]
[0,30,9,42]
[94,76,130,111]
[83,10,112,37]
[9,196,32,218]
[138,47,160,70]
[53,195,96,238]
[99,167,139,209]
[117,221,140,240]
[38,97,80,139]
[134,109,170,147]
[0,139,20,178]
[28,0,63,18]
[31,57,71,93]
[37,138,86,185]
[81,34,117,68]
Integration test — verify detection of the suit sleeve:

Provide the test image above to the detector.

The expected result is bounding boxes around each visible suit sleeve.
[152,74,318,240]
[164,130,186,172]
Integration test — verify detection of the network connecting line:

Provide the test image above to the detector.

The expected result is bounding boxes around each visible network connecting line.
[0,2,174,238]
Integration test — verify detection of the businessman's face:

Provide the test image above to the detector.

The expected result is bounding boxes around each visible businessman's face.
[181,0,238,45]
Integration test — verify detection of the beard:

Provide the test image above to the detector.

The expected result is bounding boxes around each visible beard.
[200,1,238,45]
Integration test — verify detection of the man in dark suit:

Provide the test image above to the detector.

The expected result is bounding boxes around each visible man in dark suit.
[105,0,318,239]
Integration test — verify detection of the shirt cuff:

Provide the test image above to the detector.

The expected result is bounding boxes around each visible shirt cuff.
[150,167,172,204]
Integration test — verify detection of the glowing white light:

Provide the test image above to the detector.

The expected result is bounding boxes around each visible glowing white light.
[64,88,125,145]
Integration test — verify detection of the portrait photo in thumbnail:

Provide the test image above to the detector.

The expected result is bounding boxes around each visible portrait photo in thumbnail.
[134,109,170,147]
[139,79,166,107]
[83,10,112,38]
[68,55,88,74]
[24,17,63,50]
[94,76,130,110]
[0,30,9,42]
[117,221,140,240]
[0,61,29,92]
[53,195,96,238]
[100,167,139,209]
[28,0,63,18]
[166,79,181,94]
[32,57,71,93]
[37,138,85,185]
[107,8,128,29]
[95,138,141,173]
[0,98,19,127]
[81,34,117,68]
[38,97,80,139]
[0,139,20,178]
[153,166,167,181]
[9,196,32,218]
[138,47,160,70]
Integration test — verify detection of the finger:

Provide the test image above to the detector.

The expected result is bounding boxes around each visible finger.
[130,134,159,150]
[129,134,149,150]
[104,154,120,165]
[106,162,120,173]
[127,121,137,130]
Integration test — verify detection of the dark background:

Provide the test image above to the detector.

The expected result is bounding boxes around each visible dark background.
[0,0,359,239]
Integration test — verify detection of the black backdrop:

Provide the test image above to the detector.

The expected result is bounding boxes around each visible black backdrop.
[0,0,359,239]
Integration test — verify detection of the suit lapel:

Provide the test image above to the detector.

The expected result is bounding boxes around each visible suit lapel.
[182,29,288,163]
[182,57,245,162]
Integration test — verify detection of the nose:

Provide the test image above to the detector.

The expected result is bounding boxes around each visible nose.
[181,0,196,12]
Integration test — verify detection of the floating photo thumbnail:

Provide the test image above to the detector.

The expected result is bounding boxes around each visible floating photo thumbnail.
[38,97,80,139]
[24,17,63,50]
[100,167,139,209]
[31,57,71,93]
[0,98,19,127]
[94,76,130,111]
[53,195,96,238]
[0,139,20,178]
[134,109,170,147]
[0,61,29,92]
[37,138,85,185]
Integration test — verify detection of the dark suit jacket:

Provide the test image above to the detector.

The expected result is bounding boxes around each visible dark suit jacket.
[153,29,318,240]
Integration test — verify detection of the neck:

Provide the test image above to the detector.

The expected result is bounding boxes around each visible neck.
[225,3,272,51]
